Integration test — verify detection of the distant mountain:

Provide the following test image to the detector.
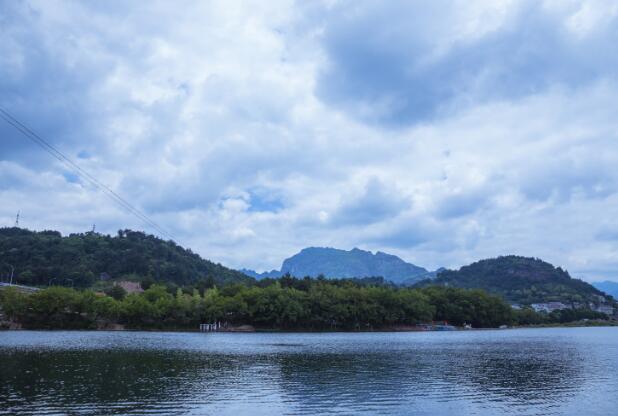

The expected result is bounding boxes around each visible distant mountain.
[239,269,283,279]
[421,255,610,305]
[0,227,252,288]
[401,267,446,286]
[592,281,618,299]
[242,247,432,285]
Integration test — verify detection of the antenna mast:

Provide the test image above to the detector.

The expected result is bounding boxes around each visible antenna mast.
[14,211,20,227]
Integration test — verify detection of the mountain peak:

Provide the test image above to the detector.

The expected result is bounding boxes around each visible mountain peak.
[262,247,429,284]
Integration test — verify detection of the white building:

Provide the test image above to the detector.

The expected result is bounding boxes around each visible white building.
[531,302,569,313]
[594,305,614,316]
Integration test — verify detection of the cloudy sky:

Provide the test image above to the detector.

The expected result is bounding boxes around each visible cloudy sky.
[1,0,618,281]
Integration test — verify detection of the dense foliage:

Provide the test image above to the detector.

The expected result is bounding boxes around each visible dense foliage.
[424,255,608,305]
[0,228,252,288]
[0,278,524,330]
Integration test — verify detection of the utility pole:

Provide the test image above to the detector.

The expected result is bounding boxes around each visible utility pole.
[14,211,19,227]
[7,264,14,285]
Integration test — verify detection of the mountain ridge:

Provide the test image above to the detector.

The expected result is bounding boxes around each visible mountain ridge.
[241,246,434,284]
[592,281,618,299]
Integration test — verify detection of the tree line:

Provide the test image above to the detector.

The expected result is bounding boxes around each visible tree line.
[1,277,606,331]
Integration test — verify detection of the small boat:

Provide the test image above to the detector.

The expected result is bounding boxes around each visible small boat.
[433,324,456,331]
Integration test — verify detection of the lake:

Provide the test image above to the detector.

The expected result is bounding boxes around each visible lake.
[1,328,617,415]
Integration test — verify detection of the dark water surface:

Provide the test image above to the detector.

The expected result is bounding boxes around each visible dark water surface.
[1,328,617,415]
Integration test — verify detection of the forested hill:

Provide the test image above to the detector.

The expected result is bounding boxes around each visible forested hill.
[422,256,610,305]
[0,228,252,288]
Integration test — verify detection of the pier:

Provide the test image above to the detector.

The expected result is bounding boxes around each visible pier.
[199,322,223,332]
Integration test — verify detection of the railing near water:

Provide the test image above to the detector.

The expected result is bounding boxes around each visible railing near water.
[0,282,40,292]
[199,322,224,332]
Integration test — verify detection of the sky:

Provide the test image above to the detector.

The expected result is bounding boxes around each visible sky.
[1,0,618,282]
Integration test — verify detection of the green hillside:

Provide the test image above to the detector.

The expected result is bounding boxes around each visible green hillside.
[0,228,252,288]
[421,255,611,305]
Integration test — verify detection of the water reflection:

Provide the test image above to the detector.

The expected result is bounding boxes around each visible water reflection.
[1,350,220,414]
[0,329,617,415]
[272,342,584,413]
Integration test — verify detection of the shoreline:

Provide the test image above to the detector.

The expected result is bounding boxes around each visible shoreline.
[2,321,617,333]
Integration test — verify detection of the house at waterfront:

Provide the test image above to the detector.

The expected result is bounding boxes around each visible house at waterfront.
[531,304,548,313]
[594,305,614,316]
[115,281,144,294]
[593,295,607,303]
[531,302,569,313]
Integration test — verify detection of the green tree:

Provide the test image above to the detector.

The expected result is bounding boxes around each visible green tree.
[106,285,127,300]
[0,287,27,321]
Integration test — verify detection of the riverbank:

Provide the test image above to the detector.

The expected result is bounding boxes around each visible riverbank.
[3,320,617,332]
[513,320,618,329]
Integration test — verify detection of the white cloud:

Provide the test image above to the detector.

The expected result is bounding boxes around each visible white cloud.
[1,0,618,281]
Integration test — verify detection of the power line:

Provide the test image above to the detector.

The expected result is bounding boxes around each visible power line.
[0,107,173,239]
[0,107,175,241]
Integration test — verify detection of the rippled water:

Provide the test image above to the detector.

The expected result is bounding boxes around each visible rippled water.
[1,328,617,415]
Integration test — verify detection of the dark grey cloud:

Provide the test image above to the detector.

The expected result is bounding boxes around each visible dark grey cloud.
[330,177,410,226]
[434,188,491,219]
[517,154,617,203]
[0,2,121,172]
[316,1,618,126]
[367,220,432,249]
[596,227,618,242]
